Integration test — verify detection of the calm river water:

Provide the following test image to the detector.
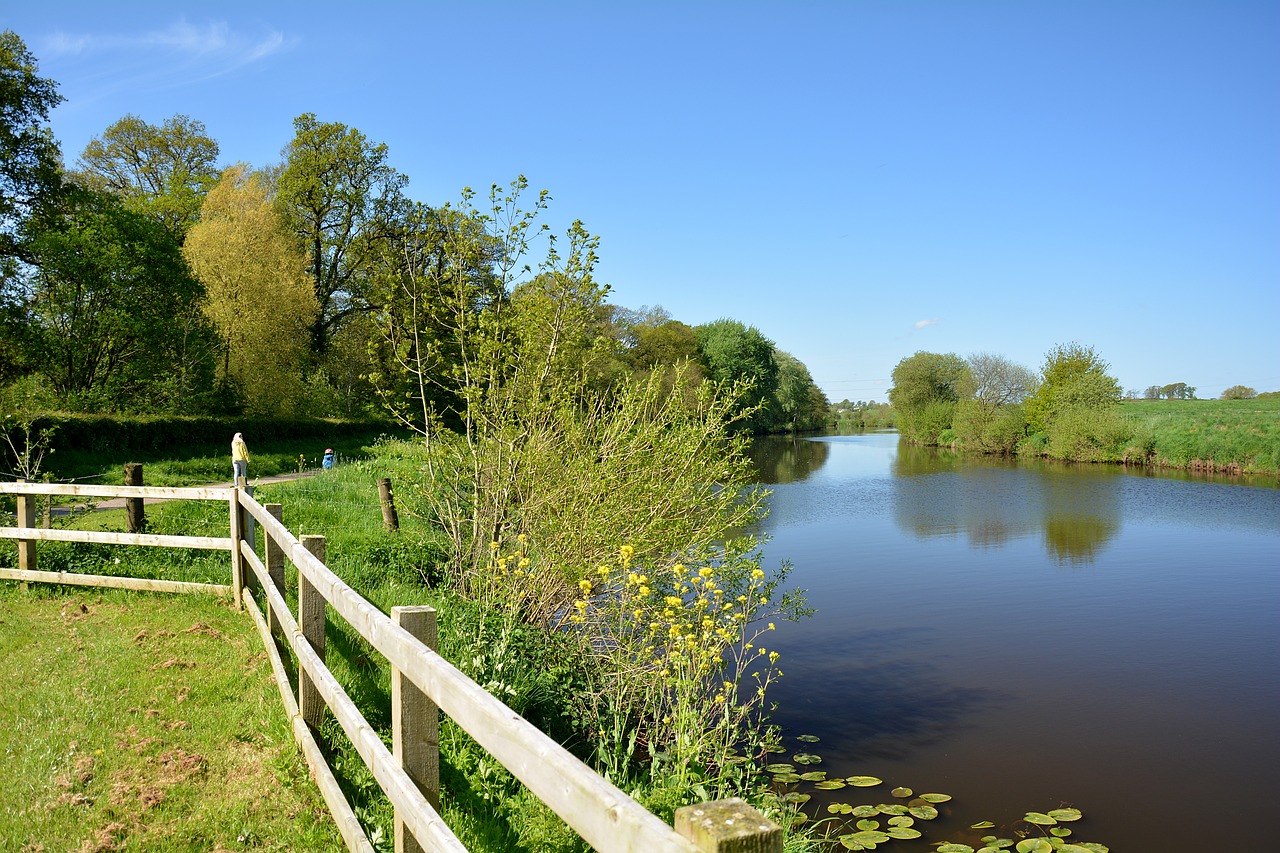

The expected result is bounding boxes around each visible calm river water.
[750,432,1280,851]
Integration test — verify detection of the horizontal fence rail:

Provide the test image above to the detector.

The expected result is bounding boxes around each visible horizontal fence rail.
[0,478,781,853]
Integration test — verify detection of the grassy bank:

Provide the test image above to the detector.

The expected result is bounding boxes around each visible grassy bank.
[0,586,343,852]
[1119,397,1280,474]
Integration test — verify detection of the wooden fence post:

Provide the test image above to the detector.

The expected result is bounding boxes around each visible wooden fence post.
[124,463,145,533]
[265,503,285,639]
[392,605,439,853]
[16,479,36,574]
[378,478,400,532]
[674,799,783,853]
[228,484,244,609]
[299,534,327,729]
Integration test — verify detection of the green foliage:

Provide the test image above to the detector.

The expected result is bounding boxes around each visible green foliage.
[73,113,221,239]
[953,400,1026,454]
[1023,343,1120,434]
[1118,397,1280,473]
[888,352,966,443]
[1220,384,1257,400]
[696,318,781,433]
[277,112,409,356]
[1041,404,1135,463]
[21,186,217,411]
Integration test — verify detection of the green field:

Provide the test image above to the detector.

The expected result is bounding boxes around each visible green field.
[1120,397,1280,475]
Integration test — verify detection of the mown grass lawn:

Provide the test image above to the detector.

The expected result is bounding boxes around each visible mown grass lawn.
[0,585,344,852]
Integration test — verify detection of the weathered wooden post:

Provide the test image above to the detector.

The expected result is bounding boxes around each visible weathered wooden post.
[228,483,245,609]
[123,463,145,533]
[16,479,36,574]
[299,534,327,729]
[675,799,783,853]
[376,473,396,527]
[378,478,400,532]
[265,503,285,639]
[392,605,439,853]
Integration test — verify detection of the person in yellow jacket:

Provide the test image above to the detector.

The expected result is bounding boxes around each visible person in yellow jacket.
[231,432,250,484]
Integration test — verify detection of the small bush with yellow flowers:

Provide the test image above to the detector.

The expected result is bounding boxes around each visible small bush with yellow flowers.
[569,536,809,804]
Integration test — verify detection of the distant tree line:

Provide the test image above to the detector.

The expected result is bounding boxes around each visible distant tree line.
[0,31,826,434]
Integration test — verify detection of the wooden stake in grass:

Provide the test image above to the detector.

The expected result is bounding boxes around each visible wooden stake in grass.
[392,605,440,853]
[124,462,145,533]
[299,534,327,729]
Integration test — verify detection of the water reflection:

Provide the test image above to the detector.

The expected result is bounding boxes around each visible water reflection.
[889,444,1120,564]
[747,434,831,484]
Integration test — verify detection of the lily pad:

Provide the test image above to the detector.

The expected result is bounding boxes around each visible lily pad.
[1050,827,1073,837]
[1048,808,1083,822]
[887,816,914,827]
[847,775,883,787]
[886,827,923,840]
[876,803,908,816]
[937,845,975,853]
[920,793,953,803]
[908,805,939,820]
[797,734,821,742]
[1015,840,1053,853]
[1023,812,1057,825]
[1057,846,1098,853]
[891,786,913,798]
[780,792,810,804]
[793,752,822,765]
[851,805,880,818]
[765,764,795,774]
[856,819,880,831]
[799,770,827,781]
[827,803,854,815]
[815,780,847,790]
[971,821,996,829]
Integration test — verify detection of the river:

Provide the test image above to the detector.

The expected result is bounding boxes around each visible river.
[751,432,1280,851]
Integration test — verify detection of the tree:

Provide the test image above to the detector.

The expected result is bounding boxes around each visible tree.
[959,352,1037,414]
[1144,385,1162,399]
[1024,342,1122,433]
[74,114,220,239]
[23,187,213,410]
[1159,382,1195,400]
[695,318,779,432]
[276,113,408,356]
[183,166,319,415]
[774,349,829,432]
[888,351,967,443]
[1,30,64,269]
[1221,385,1257,400]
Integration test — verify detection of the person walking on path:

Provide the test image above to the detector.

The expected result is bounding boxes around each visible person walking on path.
[231,432,250,484]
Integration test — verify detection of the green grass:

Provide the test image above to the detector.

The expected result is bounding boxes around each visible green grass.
[1120,397,1280,474]
[43,427,405,487]
[0,585,344,852]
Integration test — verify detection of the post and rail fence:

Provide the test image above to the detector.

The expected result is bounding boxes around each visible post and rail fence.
[0,477,782,853]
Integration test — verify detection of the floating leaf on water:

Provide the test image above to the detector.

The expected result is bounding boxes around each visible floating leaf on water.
[815,780,848,790]
[799,771,827,781]
[781,792,811,804]
[793,752,822,765]
[1057,846,1099,853]
[1023,812,1057,825]
[789,811,810,824]
[887,816,914,827]
[1047,808,1083,822]
[977,848,1000,853]
[887,827,923,840]
[979,839,1015,850]
[1077,845,1109,853]
[971,821,996,829]
[847,776,883,787]
[920,793,953,803]
[1050,827,1073,837]
[765,764,795,774]
[891,786,913,798]
[937,844,976,853]
[797,734,821,742]
[837,837,870,851]
[908,805,939,820]
[764,744,787,753]
[827,803,854,814]
[851,805,880,818]
[1015,840,1053,853]
[856,819,880,831]
[876,803,908,816]
[775,773,802,783]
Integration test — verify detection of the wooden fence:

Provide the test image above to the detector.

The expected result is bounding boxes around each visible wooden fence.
[0,479,781,853]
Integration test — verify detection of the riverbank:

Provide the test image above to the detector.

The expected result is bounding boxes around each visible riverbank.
[1117,397,1280,475]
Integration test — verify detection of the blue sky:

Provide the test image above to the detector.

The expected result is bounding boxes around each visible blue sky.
[9,1,1279,400]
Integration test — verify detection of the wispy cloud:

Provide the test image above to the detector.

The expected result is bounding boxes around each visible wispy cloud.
[39,19,290,87]
[913,318,939,330]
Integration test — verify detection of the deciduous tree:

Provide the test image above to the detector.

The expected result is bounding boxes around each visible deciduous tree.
[74,114,220,239]
[276,113,408,356]
[695,318,779,432]
[0,30,63,267]
[888,351,967,443]
[1024,342,1121,433]
[184,166,318,415]
[1220,385,1256,400]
